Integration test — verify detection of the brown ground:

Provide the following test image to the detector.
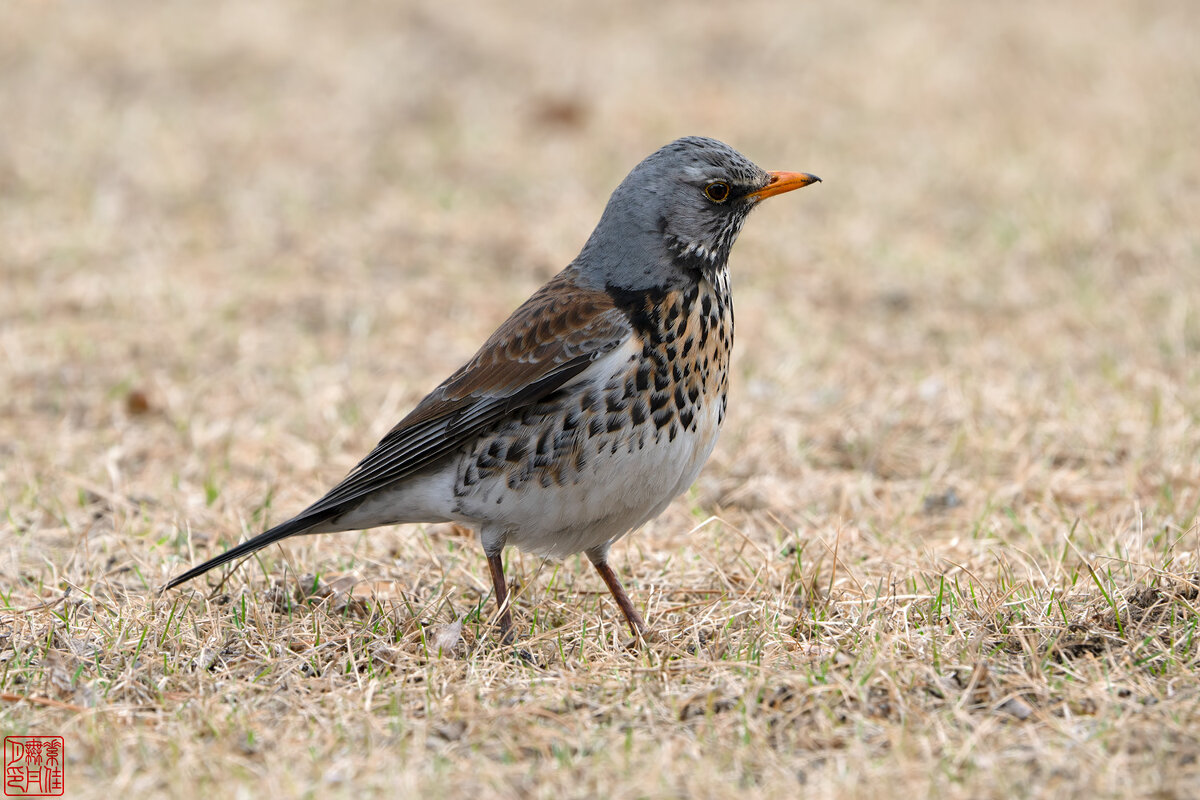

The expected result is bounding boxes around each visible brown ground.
[2,1,1199,797]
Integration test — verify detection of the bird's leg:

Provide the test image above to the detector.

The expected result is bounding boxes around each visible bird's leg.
[587,548,647,640]
[485,551,515,643]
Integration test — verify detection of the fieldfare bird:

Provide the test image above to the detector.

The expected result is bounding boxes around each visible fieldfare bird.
[166,137,819,641]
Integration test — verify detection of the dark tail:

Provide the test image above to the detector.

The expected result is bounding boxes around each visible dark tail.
[164,513,327,590]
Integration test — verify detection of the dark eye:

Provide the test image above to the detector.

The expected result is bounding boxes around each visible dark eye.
[703,181,730,203]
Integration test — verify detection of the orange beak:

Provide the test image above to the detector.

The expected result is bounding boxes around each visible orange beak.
[747,171,821,202]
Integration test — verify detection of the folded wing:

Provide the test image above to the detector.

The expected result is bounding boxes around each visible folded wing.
[165,269,632,588]
[303,270,632,516]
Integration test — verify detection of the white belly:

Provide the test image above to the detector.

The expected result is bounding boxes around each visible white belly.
[458,395,723,558]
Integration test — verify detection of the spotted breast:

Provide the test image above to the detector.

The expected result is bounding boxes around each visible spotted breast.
[454,268,734,559]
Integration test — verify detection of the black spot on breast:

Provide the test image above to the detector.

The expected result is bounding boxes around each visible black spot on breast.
[631,399,648,425]
[673,386,687,410]
[536,426,553,456]
[636,363,651,391]
[462,464,479,487]
[679,408,694,429]
[505,439,528,463]
[554,429,575,451]
[650,391,670,413]
[606,284,670,333]
[674,313,688,338]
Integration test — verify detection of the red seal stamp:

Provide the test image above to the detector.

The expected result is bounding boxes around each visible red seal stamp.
[3,737,64,797]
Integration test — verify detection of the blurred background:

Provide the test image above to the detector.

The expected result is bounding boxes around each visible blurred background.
[4,0,1197,553]
[3,1,1200,795]
[9,0,1200,544]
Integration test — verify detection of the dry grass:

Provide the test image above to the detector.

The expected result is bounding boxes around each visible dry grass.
[3,1,1200,797]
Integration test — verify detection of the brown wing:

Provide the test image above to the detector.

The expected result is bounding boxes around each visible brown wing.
[291,269,632,519]
[164,270,633,590]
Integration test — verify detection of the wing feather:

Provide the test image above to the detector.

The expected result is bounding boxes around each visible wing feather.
[288,269,631,521]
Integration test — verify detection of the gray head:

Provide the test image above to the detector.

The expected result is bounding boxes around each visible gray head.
[575,136,819,290]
